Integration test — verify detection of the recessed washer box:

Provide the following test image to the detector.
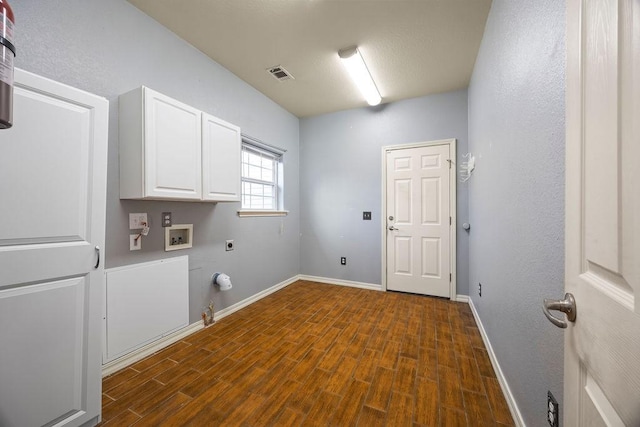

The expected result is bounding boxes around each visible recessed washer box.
[165,224,193,251]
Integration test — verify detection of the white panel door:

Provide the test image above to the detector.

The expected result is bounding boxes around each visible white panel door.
[386,143,452,298]
[144,88,202,199]
[202,112,241,202]
[0,70,108,426]
[561,0,640,425]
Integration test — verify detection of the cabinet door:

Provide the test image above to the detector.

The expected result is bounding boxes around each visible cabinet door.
[0,69,108,426]
[202,113,241,202]
[105,257,188,362]
[144,88,202,200]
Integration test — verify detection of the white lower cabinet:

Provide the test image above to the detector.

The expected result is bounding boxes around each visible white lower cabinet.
[119,86,241,202]
[104,257,189,363]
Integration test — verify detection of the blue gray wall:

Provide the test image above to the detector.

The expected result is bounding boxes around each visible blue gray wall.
[468,1,565,425]
[300,90,470,295]
[13,0,300,322]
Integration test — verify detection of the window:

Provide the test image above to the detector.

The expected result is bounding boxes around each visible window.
[240,138,286,216]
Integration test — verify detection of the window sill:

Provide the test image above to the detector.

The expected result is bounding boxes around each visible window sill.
[237,210,289,218]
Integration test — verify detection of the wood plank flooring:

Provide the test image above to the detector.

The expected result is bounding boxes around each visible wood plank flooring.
[100,280,514,426]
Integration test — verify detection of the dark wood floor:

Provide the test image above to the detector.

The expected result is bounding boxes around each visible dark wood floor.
[100,280,514,426]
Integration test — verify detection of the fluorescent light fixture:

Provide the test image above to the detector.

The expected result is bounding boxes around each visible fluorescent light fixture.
[338,46,382,106]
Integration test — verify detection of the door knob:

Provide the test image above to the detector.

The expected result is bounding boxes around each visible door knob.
[542,293,576,328]
[388,225,399,231]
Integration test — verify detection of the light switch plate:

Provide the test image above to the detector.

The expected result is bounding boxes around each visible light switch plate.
[129,234,141,251]
[129,213,148,229]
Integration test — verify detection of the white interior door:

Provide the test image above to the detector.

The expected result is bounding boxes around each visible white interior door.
[561,1,640,425]
[0,70,108,427]
[385,142,454,298]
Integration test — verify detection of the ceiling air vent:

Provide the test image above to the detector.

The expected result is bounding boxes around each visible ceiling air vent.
[267,65,294,82]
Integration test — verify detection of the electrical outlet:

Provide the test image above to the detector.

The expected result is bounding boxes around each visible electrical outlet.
[129,213,148,229]
[129,234,141,251]
[341,257,347,265]
[479,282,482,297]
[226,240,234,251]
[162,212,172,227]
[363,211,372,220]
[547,391,559,427]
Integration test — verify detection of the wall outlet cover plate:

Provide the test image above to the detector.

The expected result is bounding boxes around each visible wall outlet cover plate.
[129,213,148,229]
[547,391,559,427]
[129,234,141,251]
[162,212,172,227]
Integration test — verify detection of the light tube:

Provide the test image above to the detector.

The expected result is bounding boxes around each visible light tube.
[338,46,382,106]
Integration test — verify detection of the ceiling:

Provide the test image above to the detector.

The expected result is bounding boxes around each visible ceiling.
[127,0,492,118]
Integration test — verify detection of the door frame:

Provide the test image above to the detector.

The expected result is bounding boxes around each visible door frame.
[381,138,457,298]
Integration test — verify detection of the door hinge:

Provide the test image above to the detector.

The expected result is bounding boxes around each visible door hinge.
[450,273,452,282]
[449,216,452,225]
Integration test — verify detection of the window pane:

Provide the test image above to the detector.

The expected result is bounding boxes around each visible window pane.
[249,196,262,208]
[250,183,263,197]
[248,152,262,166]
[241,143,281,209]
[261,157,273,170]
[261,168,273,182]
[248,165,261,180]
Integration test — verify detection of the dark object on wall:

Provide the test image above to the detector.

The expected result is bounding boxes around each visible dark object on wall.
[0,0,15,129]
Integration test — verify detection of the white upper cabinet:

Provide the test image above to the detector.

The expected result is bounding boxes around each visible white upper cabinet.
[202,113,241,202]
[119,87,240,202]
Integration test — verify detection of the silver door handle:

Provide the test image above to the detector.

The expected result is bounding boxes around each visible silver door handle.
[542,293,576,328]
[388,226,399,231]
[94,246,100,269]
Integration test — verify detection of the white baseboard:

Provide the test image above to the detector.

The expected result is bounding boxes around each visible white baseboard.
[298,275,382,291]
[102,321,203,377]
[467,297,525,427]
[102,275,298,377]
[213,275,299,321]
[299,275,468,299]
[455,294,469,303]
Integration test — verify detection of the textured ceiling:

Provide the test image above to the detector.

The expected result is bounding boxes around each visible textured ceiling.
[127,0,492,118]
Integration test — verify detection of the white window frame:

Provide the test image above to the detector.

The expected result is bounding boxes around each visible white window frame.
[238,135,288,217]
